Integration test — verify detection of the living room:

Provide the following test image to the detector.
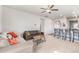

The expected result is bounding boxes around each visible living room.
[1,5,79,53]
[0,5,54,52]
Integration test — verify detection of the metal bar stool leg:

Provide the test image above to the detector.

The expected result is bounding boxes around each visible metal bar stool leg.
[64,29,66,40]
[72,30,74,42]
[68,30,71,42]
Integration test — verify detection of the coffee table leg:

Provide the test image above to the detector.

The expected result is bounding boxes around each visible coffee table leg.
[33,41,38,53]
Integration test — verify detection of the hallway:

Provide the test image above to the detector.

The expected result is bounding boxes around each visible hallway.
[0,35,79,53]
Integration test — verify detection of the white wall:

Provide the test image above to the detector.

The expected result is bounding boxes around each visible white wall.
[2,7,41,34]
[73,22,78,29]
[2,6,54,35]
[40,17,54,34]
[44,18,53,34]
[0,5,2,31]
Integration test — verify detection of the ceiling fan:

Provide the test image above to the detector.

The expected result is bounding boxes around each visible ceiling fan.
[40,5,58,14]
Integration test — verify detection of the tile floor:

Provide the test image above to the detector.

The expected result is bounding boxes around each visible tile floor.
[0,35,79,53]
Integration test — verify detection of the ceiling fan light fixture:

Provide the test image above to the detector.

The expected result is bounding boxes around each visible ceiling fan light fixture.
[46,9,51,12]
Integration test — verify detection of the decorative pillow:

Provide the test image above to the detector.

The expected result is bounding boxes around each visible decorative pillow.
[7,32,18,38]
[7,32,19,45]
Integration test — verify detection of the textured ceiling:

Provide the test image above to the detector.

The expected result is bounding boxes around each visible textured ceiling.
[3,5,79,19]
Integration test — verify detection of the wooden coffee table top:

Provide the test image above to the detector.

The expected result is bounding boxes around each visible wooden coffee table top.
[33,35,41,40]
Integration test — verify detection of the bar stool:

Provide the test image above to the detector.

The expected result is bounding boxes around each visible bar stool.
[54,29,56,37]
[61,29,65,40]
[72,29,79,42]
[65,29,71,41]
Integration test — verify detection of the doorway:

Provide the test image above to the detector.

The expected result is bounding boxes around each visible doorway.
[40,19,45,32]
[69,20,78,30]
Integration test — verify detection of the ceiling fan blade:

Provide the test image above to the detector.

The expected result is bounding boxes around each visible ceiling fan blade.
[50,5,54,8]
[51,9,58,11]
[41,11,46,13]
[40,8,47,10]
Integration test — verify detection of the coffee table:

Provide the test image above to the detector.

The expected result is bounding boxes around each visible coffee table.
[33,35,45,52]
